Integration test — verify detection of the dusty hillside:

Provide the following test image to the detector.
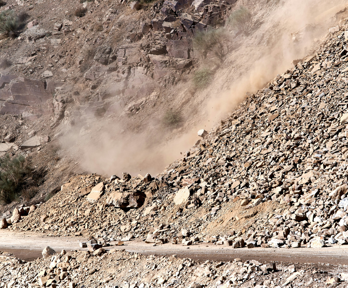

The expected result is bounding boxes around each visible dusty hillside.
[0,0,346,185]
[6,15,348,255]
[2,0,348,287]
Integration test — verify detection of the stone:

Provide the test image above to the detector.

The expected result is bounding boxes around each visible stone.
[341,113,348,124]
[0,218,7,229]
[197,129,208,138]
[268,238,284,248]
[0,143,15,152]
[145,233,155,243]
[143,173,152,183]
[54,23,62,31]
[41,214,48,223]
[106,191,146,208]
[291,241,301,248]
[310,237,325,248]
[329,26,340,33]
[181,229,189,237]
[42,70,53,78]
[11,208,21,224]
[39,276,50,286]
[240,199,250,206]
[29,205,36,213]
[93,248,105,256]
[87,182,104,202]
[341,273,348,281]
[42,246,56,258]
[110,175,118,181]
[232,238,245,248]
[123,172,131,181]
[339,198,348,211]
[174,187,190,205]
[282,272,300,286]
[23,26,48,42]
[79,242,87,248]
[21,136,41,148]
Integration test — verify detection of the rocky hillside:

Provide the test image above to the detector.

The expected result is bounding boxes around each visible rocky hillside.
[4,16,348,253]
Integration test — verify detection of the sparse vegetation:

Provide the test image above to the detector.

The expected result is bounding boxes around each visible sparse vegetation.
[0,154,32,204]
[193,68,213,89]
[228,6,252,33]
[162,110,183,127]
[0,0,6,7]
[75,7,87,17]
[193,28,227,62]
[0,10,19,37]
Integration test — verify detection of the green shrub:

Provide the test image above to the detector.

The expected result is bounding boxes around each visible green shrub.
[0,10,19,37]
[162,110,183,127]
[193,68,213,89]
[193,28,226,61]
[0,154,31,204]
[228,6,252,33]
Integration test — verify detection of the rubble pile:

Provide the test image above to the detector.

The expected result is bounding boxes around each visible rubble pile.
[6,8,348,252]
[0,249,346,287]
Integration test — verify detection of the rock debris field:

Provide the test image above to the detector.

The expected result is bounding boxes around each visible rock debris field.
[5,9,348,288]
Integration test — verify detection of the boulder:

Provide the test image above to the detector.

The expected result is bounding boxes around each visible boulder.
[22,26,48,42]
[21,136,41,148]
[310,237,325,248]
[86,182,104,202]
[29,205,36,213]
[145,233,156,243]
[42,246,56,258]
[143,173,152,183]
[197,129,208,138]
[106,191,146,208]
[0,218,7,229]
[174,187,190,205]
[11,208,21,223]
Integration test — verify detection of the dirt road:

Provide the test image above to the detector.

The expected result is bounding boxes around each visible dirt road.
[2,231,348,265]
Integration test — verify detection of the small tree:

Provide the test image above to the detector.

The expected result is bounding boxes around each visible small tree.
[193,68,213,89]
[162,110,183,127]
[193,28,227,62]
[228,6,252,33]
[0,154,31,204]
[0,10,19,37]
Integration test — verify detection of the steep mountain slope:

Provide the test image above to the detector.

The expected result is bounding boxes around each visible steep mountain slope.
[7,15,348,252]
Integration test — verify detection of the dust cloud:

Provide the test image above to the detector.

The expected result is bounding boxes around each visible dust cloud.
[60,0,348,177]
[203,0,348,126]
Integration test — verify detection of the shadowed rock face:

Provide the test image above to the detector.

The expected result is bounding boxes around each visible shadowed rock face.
[0,74,55,117]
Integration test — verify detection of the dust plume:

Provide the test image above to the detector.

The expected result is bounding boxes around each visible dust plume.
[59,0,348,177]
[203,0,348,125]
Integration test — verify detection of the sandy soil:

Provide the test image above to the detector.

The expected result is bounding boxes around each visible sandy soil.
[2,231,348,265]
